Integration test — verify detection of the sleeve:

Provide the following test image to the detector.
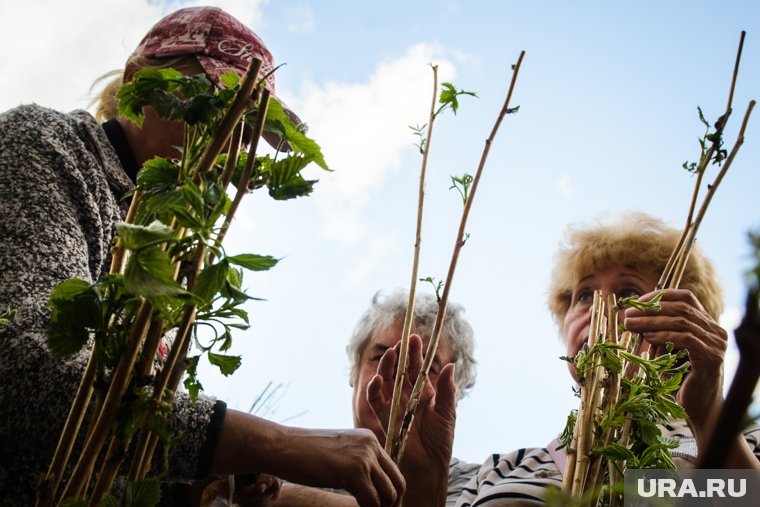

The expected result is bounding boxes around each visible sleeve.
[447,457,480,507]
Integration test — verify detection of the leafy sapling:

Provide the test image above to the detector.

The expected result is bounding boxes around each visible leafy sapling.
[384,64,479,456]
[39,59,329,507]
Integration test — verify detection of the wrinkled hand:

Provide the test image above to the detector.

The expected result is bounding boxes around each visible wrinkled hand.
[366,334,456,484]
[201,474,281,507]
[232,474,281,507]
[277,426,405,507]
[623,288,728,432]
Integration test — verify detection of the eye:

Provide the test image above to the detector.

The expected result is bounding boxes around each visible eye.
[573,289,594,307]
[617,286,643,299]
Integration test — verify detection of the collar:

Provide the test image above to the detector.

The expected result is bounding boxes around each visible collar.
[101,119,139,183]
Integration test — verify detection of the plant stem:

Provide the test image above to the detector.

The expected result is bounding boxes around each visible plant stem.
[671,100,755,288]
[35,353,97,507]
[386,65,438,456]
[391,51,525,462]
[194,59,262,182]
[212,89,270,263]
[59,300,154,503]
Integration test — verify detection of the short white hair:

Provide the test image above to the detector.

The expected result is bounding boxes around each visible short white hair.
[346,289,477,399]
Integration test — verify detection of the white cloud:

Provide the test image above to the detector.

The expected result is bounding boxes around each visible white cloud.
[341,234,400,288]
[0,0,267,113]
[284,5,316,34]
[286,42,457,245]
[559,174,575,196]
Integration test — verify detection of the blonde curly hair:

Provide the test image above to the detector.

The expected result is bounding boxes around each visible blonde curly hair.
[547,212,724,337]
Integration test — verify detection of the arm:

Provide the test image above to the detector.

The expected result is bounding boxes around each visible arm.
[271,483,360,507]
[624,288,760,469]
[211,409,405,507]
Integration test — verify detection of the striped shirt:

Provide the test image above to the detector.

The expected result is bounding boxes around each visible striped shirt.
[455,420,760,506]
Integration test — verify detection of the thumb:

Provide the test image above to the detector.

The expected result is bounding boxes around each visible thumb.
[435,363,457,418]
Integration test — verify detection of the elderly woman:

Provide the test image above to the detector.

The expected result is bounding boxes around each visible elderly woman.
[271,289,479,507]
[451,212,760,506]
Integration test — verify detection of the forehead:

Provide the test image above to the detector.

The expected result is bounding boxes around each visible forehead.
[363,317,454,362]
[574,264,657,288]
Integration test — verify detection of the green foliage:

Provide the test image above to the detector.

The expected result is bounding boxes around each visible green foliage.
[449,173,474,205]
[409,124,427,154]
[437,82,477,116]
[0,307,15,329]
[408,75,477,155]
[682,106,729,173]
[616,291,663,311]
[44,63,331,504]
[124,478,162,507]
[559,300,690,502]
[263,98,329,170]
[419,276,444,301]
[47,279,106,358]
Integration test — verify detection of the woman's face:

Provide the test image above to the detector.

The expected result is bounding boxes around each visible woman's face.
[562,264,659,381]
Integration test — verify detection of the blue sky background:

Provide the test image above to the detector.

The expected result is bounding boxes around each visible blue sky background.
[2,0,759,465]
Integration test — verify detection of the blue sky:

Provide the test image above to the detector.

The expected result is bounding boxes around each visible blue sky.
[2,0,759,465]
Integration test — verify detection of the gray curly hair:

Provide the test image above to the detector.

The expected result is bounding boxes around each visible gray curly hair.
[347,289,477,400]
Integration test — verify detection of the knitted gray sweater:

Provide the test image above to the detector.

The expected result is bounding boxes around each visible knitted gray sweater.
[0,104,222,505]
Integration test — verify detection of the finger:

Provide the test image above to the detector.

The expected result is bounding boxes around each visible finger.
[369,462,399,507]
[367,374,385,406]
[375,448,405,507]
[377,346,398,381]
[435,363,457,418]
[407,334,423,382]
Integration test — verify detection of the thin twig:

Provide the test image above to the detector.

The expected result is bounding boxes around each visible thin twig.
[386,65,439,455]
[392,51,525,462]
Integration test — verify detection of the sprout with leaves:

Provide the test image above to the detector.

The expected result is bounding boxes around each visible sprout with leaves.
[36,59,328,507]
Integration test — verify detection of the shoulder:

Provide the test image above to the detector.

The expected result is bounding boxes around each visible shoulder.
[0,104,93,157]
[455,448,562,507]
[0,103,75,132]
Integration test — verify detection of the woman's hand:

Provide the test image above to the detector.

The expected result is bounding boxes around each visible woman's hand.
[212,411,405,507]
[366,334,456,507]
[622,288,728,432]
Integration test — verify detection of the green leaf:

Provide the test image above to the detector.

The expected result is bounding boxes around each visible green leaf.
[265,98,329,170]
[220,70,240,89]
[594,443,637,462]
[137,157,180,192]
[184,356,202,403]
[49,278,92,301]
[208,352,242,376]
[438,82,477,115]
[96,496,119,507]
[0,307,16,328]
[192,260,230,306]
[227,253,279,271]
[47,279,101,357]
[124,246,187,298]
[116,221,176,250]
[125,478,161,507]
